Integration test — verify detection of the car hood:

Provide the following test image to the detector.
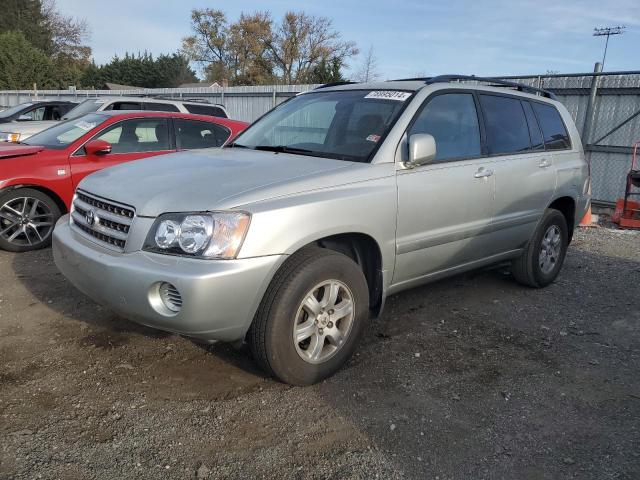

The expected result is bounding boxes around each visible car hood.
[0,120,57,138]
[0,143,44,159]
[79,148,368,216]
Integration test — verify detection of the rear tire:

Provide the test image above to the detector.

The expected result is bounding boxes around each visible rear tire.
[0,188,61,252]
[249,247,369,386]
[511,209,568,288]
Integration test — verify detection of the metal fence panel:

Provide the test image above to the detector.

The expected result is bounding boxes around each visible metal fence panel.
[1,74,639,204]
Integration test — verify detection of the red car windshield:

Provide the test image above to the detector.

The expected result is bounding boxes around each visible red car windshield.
[23,114,108,149]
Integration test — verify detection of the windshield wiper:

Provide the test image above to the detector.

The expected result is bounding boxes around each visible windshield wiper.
[226,142,249,149]
[253,145,314,154]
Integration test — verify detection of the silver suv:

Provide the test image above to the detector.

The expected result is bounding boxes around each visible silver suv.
[53,76,590,385]
[0,97,228,142]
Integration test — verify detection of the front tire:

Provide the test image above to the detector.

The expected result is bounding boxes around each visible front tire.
[0,188,61,252]
[249,247,369,385]
[511,208,568,288]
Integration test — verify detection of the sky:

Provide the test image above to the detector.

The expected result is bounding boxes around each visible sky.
[56,0,640,80]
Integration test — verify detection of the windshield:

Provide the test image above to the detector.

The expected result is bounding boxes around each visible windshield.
[0,103,33,119]
[230,89,412,162]
[63,99,106,120]
[23,114,108,149]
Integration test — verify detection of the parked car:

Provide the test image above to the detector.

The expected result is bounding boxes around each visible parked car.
[53,76,590,385]
[0,100,76,128]
[0,111,247,252]
[0,97,229,143]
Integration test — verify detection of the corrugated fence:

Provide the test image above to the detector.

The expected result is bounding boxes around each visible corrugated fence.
[1,71,639,204]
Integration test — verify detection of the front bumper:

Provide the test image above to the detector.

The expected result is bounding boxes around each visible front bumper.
[52,216,285,342]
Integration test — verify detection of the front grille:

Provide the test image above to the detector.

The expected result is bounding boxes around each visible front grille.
[70,190,135,251]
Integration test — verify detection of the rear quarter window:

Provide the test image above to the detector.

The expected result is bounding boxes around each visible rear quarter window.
[532,102,571,150]
[184,104,227,118]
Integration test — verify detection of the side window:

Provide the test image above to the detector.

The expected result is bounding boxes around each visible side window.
[521,101,544,151]
[104,102,142,111]
[175,119,231,149]
[409,93,481,162]
[479,94,531,155]
[22,106,46,121]
[144,102,180,112]
[92,118,170,153]
[184,104,227,118]
[531,103,571,150]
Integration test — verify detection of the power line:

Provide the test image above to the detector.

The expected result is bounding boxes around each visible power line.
[593,26,626,69]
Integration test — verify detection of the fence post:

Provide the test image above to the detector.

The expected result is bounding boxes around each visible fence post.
[582,62,603,146]
[272,87,277,108]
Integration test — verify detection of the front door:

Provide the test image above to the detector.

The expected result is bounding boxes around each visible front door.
[393,92,496,287]
[69,117,174,189]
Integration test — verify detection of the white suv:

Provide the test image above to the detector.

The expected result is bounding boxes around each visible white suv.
[0,97,228,142]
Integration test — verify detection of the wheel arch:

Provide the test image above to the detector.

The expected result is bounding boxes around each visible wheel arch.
[547,196,576,243]
[0,184,68,215]
[296,232,385,316]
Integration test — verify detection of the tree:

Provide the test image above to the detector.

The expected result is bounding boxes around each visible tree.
[266,11,358,84]
[42,0,91,63]
[182,9,358,85]
[0,31,58,89]
[309,57,345,84]
[354,46,380,83]
[0,0,51,53]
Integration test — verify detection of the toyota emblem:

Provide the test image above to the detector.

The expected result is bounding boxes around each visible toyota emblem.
[85,209,97,228]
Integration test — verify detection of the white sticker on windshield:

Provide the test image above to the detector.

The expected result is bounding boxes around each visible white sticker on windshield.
[364,91,412,101]
[74,121,96,131]
[94,99,106,104]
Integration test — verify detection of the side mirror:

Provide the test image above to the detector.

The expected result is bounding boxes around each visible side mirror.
[406,133,437,168]
[85,139,112,156]
[17,115,32,121]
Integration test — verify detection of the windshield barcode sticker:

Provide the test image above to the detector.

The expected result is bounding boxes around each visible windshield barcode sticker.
[74,121,96,131]
[364,91,412,101]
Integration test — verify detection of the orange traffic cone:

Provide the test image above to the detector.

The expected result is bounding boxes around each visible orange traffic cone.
[579,204,598,227]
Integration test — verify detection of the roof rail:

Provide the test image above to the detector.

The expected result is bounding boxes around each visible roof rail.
[314,81,358,89]
[391,75,557,99]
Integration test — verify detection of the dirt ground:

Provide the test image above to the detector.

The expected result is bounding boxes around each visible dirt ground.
[1,227,639,480]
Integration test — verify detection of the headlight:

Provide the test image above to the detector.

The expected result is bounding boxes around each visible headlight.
[0,132,20,142]
[143,212,250,259]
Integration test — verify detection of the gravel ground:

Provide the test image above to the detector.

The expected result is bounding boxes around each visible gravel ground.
[1,227,639,480]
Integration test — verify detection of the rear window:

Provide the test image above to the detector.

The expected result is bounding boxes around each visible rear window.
[531,103,571,150]
[479,95,531,155]
[144,102,180,112]
[184,104,227,118]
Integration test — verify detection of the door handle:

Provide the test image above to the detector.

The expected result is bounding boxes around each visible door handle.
[474,168,494,178]
[539,158,551,168]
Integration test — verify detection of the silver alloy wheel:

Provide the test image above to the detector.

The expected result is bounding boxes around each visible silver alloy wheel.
[0,197,55,247]
[539,225,562,274]
[293,279,355,364]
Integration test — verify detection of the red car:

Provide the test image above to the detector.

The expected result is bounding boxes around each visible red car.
[0,111,248,252]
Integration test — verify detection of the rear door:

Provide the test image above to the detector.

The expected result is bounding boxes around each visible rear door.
[478,94,557,252]
[69,117,174,189]
[174,118,232,149]
[394,91,496,285]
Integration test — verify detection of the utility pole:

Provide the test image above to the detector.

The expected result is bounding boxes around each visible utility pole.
[593,26,625,69]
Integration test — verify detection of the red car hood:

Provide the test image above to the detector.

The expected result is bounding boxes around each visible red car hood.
[0,144,44,159]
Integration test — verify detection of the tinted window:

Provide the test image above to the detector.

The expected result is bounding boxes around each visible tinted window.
[175,119,230,149]
[144,102,180,112]
[521,101,544,150]
[479,95,531,155]
[93,118,170,153]
[532,103,570,150]
[409,93,481,161]
[104,102,142,111]
[184,104,227,118]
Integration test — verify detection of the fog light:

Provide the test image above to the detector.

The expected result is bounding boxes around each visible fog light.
[159,282,182,313]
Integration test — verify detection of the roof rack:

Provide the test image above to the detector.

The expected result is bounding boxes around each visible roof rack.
[391,74,557,99]
[314,81,357,89]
